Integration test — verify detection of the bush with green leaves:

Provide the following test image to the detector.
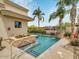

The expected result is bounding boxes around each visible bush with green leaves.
[70,40,79,46]
[28,26,46,34]
[64,32,71,37]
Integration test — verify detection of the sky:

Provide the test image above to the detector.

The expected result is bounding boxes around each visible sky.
[11,0,79,27]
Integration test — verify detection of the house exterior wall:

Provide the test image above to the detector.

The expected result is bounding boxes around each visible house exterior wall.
[0,0,4,3]
[3,16,28,37]
[0,0,31,39]
[4,3,28,15]
[0,15,8,39]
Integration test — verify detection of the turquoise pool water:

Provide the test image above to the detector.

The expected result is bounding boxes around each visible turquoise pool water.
[21,35,59,57]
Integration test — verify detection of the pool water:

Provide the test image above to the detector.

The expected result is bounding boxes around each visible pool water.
[21,35,59,57]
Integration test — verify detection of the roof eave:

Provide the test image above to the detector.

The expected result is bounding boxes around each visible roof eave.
[4,0,29,12]
[0,10,32,21]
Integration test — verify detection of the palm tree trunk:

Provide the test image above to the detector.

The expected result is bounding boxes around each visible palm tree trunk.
[59,18,62,31]
[70,3,76,33]
[71,18,75,33]
[77,16,79,39]
[38,20,40,27]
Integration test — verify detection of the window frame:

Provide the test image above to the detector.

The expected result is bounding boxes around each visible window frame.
[15,21,22,28]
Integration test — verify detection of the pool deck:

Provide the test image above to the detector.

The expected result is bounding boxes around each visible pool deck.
[0,38,73,59]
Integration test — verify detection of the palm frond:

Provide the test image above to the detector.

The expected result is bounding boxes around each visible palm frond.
[32,7,45,27]
[65,9,71,14]
[49,12,57,22]
[41,13,45,15]
[49,3,66,22]
[56,0,64,6]
[38,7,42,14]
[33,10,37,15]
[39,15,44,21]
[64,0,72,6]
[32,16,36,20]
[56,0,65,8]
[64,0,79,6]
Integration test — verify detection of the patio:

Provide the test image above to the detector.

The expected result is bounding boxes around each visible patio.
[0,38,74,59]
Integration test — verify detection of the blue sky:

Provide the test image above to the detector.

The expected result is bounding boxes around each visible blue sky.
[11,0,79,26]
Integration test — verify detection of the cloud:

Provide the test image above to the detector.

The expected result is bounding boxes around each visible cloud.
[23,0,33,5]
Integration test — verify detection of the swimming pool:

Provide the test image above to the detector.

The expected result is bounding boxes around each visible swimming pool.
[21,35,59,57]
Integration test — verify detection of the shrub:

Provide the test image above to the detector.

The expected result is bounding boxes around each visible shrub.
[28,26,46,34]
[15,34,26,38]
[64,32,71,37]
[70,40,79,46]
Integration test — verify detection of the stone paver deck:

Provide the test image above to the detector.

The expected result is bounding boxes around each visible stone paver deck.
[0,38,74,59]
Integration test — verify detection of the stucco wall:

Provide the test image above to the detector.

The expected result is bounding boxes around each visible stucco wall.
[0,0,4,3]
[4,3,28,15]
[0,14,8,39]
[3,16,28,37]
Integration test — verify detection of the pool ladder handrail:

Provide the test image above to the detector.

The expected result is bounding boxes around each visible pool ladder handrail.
[12,42,39,59]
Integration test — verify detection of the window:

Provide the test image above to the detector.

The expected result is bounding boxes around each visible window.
[15,21,22,28]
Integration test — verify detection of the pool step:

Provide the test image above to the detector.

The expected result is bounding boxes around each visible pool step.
[26,50,40,57]
[31,50,40,57]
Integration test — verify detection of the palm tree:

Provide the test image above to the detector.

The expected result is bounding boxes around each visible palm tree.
[32,7,45,27]
[61,0,79,33]
[77,15,79,39]
[49,6,65,31]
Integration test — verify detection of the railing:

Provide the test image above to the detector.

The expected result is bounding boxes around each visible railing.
[2,35,36,59]
[12,42,38,59]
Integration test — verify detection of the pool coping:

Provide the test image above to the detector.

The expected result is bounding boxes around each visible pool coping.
[20,35,59,57]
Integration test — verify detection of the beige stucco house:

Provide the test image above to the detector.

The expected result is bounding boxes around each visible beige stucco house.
[0,0,32,39]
